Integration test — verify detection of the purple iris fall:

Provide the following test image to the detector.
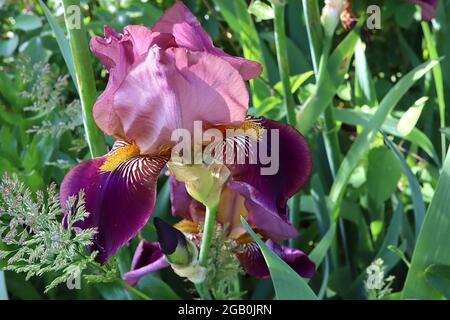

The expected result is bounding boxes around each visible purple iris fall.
[60,0,315,280]
[407,0,438,20]
[123,175,315,285]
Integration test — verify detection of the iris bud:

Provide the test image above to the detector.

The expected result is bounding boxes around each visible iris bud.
[154,218,206,283]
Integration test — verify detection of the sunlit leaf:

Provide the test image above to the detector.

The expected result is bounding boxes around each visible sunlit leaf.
[403,146,450,299]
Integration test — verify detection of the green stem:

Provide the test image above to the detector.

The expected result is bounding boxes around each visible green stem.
[119,279,152,300]
[62,0,107,158]
[316,35,343,185]
[199,205,218,266]
[289,193,301,247]
[273,2,299,237]
[421,21,446,163]
[232,275,241,294]
[323,108,343,176]
[303,0,344,269]
[273,2,296,126]
[196,205,218,300]
[302,0,323,74]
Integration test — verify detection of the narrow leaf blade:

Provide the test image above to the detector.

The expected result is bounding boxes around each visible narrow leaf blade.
[240,217,318,300]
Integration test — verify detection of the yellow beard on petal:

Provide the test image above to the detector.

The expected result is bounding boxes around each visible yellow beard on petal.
[238,119,265,140]
[174,220,199,235]
[99,142,140,172]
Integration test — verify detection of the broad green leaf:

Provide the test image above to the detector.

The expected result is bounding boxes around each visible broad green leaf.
[384,134,426,238]
[38,0,78,92]
[333,108,439,165]
[20,37,52,64]
[309,224,336,267]
[402,147,450,299]
[297,23,361,133]
[142,3,163,25]
[0,271,7,300]
[14,14,43,31]
[329,59,438,220]
[240,218,318,300]
[97,281,132,300]
[367,147,402,204]
[0,35,19,57]
[397,97,427,136]
[137,275,180,300]
[0,71,20,107]
[424,265,450,299]
[394,2,415,28]
[2,272,42,300]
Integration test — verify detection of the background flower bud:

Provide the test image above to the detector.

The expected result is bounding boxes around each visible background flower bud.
[321,0,345,37]
[154,217,193,265]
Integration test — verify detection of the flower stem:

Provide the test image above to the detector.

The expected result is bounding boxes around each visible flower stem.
[61,0,107,157]
[273,2,301,238]
[198,205,218,267]
[195,204,218,300]
[319,36,343,176]
[301,1,343,269]
[289,192,301,247]
[273,2,296,126]
[302,0,323,74]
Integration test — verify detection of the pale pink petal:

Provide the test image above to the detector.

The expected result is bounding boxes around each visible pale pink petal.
[90,25,175,136]
[113,46,248,155]
[152,1,262,80]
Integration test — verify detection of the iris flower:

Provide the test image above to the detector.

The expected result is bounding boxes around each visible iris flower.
[60,1,312,273]
[407,0,438,20]
[124,172,315,285]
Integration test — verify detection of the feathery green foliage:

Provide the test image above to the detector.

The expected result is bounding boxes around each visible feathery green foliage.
[0,174,116,292]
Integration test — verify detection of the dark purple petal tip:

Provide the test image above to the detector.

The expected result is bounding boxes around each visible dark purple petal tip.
[267,240,316,278]
[228,117,312,241]
[236,240,315,279]
[60,153,166,264]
